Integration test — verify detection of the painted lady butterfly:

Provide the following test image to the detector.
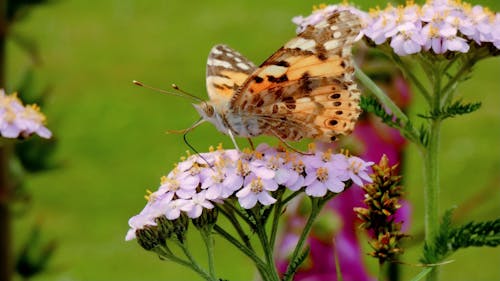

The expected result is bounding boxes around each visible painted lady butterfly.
[194,11,362,145]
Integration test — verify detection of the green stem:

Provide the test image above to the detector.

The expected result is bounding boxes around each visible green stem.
[155,244,213,281]
[442,55,459,75]
[217,205,253,249]
[283,196,328,281]
[177,240,215,281]
[441,49,490,106]
[281,190,302,206]
[269,191,284,249]
[200,228,216,280]
[213,224,271,279]
[254,209,280,281]
[355,66,408,123]
[224,200,256,228]
[355,66,423,151]
[154,246,188,265]
[392,53,432,103]
[423,65,443,281]
[378,262,385,281]
[423,119,441,281]
[440,59,473,106]
[217,204,272,280]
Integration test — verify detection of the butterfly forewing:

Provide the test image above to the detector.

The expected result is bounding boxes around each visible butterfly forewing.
[228,11,362,142]
[206,44,256,104]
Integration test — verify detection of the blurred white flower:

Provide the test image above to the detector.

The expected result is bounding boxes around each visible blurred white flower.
[0,89,52,139]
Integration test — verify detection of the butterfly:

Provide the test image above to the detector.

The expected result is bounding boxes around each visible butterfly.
[192,11,363,147]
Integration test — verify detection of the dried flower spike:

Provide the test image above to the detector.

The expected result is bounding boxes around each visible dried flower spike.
[354,154,407,264]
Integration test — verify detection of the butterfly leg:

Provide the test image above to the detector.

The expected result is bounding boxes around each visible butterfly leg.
[166,118,205,135]
[227,129,240,151]
[246,138,255,151]
[270,130,312,155]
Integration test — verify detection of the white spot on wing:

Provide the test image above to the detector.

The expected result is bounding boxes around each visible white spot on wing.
[296,97,312,105]
[212,47,223,55]
[259,65,287,77]
[330,24,340,31]
[207,59,233,69]
[285,37,316,51]
[314,19,328,29]
[324,39,341,50]
[236,62,250,70]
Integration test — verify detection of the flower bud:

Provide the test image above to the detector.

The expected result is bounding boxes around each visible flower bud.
[192,207,219,230]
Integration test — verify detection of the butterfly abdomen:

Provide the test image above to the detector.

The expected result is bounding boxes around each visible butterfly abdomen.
[224,112,262,138]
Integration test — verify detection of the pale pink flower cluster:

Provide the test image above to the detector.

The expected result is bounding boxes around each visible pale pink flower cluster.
[125,144,373,241]
[293,0,500,56]
[0,90,51,139]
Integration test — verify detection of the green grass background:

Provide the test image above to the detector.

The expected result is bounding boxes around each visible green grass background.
[8,0,500,280]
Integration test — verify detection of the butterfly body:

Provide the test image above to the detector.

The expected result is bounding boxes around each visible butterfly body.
[197,11,362,143]
[193,101,262,138]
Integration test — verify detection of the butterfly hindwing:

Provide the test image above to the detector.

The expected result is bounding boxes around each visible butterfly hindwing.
[228,11,362,142]
[206,44,256,103]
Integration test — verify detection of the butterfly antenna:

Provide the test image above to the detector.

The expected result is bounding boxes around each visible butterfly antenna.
[171,84,204,102]
[133,80,203,102]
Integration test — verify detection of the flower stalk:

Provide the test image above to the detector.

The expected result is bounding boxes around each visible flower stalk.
[0,143,12,281]
[282,194,334,281]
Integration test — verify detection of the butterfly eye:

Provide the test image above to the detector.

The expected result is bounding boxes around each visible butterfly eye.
[204,104,215,117]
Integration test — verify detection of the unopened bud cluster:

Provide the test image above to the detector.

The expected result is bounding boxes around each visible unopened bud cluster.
[354,154,406,264]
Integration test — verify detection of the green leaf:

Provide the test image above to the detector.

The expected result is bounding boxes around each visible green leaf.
[450,218,500,250]
[360,95,420,144]
[418,100,481,120]
[282,247,310,281]
[421,208,500,265]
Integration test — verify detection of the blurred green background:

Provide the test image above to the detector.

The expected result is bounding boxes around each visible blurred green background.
[8,0,500,280]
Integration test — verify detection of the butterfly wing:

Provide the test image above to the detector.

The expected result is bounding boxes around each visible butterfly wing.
[230,11,362,142]
[206,44,257,104]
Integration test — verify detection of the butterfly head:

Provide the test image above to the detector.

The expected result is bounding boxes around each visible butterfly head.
[192,101,228,134]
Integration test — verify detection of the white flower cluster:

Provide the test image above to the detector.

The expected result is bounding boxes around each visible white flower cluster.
[126,144,373,241]
[293,0,500,56]
[0,90,51,139]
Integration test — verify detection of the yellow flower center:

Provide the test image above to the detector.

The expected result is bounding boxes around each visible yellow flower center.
[350,161,363,175]
[292,160,305,174]
[250,178,264,193]
[237,160,250,177]
[316,167,329,182]
[321,149,333,162]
